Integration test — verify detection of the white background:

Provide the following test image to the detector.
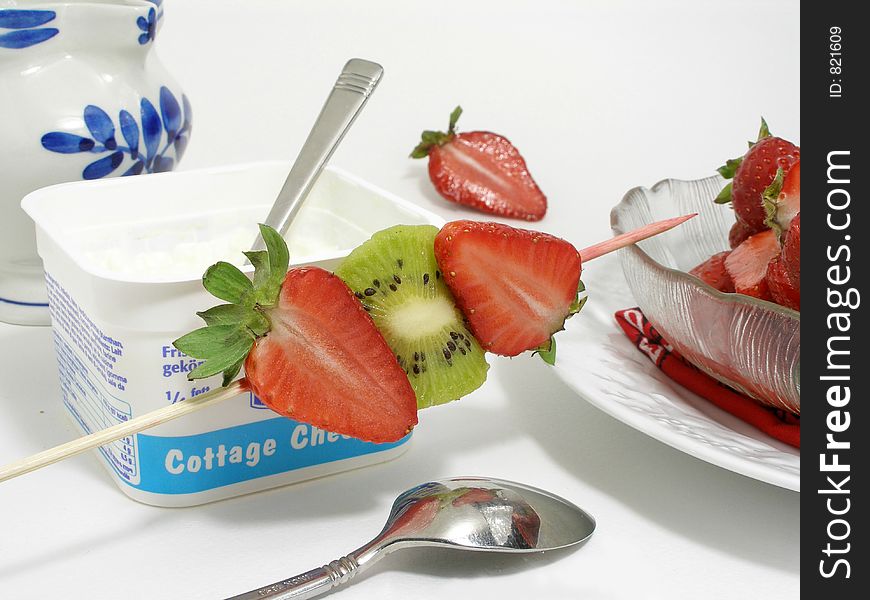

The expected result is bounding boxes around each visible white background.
[0,1,800,598]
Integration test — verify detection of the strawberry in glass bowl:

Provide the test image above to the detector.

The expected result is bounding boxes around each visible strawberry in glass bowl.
[612,121,800,415]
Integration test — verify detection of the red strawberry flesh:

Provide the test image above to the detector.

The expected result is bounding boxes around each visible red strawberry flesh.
[434,220,581,356]
[724,229,780,300]
[429,132,547,221]
[245,267,417,443]
[689,251,735,292]
[782,212,800,283]
[732,136,799,230]
[766,255,800,311]
[728,219,758,249]
[773,160,800,231]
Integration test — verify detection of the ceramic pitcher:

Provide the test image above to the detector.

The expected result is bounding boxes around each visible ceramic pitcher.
[0,0,190,325]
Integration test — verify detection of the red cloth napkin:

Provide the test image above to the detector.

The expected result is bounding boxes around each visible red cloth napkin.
[615,308,800,449]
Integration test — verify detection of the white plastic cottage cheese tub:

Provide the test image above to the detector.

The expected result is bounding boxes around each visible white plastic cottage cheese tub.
[22,162,444,507]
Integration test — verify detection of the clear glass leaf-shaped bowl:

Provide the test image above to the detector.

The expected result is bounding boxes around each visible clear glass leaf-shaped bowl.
[611,175,800,415]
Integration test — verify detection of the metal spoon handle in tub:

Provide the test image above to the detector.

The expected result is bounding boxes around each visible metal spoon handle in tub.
[224,477,596,600]
[250,58,384,250]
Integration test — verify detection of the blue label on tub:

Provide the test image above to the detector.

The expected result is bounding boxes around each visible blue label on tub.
[123,418,409,494]
[44,271,409,497]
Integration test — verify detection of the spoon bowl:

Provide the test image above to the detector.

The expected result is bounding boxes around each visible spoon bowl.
[376,477,595,554]
[227,477,595,599]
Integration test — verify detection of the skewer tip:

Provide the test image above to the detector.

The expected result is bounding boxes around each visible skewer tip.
[580,213,697,262]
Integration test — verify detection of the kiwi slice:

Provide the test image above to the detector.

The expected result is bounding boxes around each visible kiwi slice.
[336,225,489,408]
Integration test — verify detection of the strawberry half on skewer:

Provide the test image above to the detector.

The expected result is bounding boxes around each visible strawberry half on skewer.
[434,221,582,358]
[173,225,418,444]
[433,215,695,361]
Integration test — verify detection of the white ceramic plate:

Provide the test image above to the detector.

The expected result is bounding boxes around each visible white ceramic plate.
[553,252,800,492]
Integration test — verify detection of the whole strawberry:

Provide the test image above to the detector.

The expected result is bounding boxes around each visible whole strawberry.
[411,107,547,221]
[715,119,800,231]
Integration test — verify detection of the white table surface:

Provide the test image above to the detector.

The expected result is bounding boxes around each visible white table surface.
[0,1,799,598]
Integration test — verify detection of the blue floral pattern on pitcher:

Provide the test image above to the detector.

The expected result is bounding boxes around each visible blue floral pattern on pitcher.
[41,86,192,180]
[137,0,163,45]
[0,10,58,49]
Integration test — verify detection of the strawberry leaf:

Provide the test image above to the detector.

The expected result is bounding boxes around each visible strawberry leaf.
[717,157,743,180]
[242,225,290,308]
[262,223,289,297]
[535,337,557,366]
[534,280,586,365]
[763,167,786,238]
[421,130,443,145]
[197,304,251,326]
[173,324,245,359]
[757,117,770,141]
[447,105,462,135]
[197,304,269,335]
[203,261,253,304]
[568,280,588,317]
[221,356,247,387]
[186,329,254,381]
[176,223,291,386]
[409,145,431,159]
[714,182,733,204]
[715,118,772,195]
[410,131,451,158]
[409,106,462,158]
[243,250,271,289]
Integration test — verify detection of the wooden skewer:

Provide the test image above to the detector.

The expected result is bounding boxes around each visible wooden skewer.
[579,213,696,262]
[0,380,245,484]
[0,214,695,485]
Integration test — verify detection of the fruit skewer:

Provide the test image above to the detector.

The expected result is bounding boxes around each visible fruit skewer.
[0,214,694,485]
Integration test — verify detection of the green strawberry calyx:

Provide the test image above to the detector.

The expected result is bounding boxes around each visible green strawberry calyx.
[762,167,786,239]
[172,224,289,386]
[535,279,589,366]
[714,117,771,205]
[410,106,463,159]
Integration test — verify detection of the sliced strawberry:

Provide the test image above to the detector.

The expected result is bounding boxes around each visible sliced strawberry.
[766,255,800,311]
[689,251,735,292]
[174,225,417,444]
[434,220,581,356]
[782,212,800,284]
[715,119,799,231]
[729,218,758,249]
[724,229,780,300]
[411,107,547,221]
[764,160,800,234]
[246,267,418,443]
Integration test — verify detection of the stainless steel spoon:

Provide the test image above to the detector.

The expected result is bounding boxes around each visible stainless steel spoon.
[250,58,384,251]
[226,477,596,600]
